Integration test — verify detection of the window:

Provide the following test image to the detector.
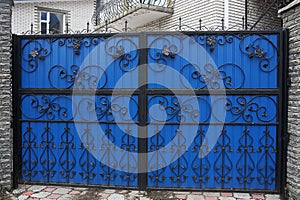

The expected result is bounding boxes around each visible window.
[40,10,65,34]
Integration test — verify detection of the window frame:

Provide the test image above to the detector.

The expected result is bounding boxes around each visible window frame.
[37,7,68,34]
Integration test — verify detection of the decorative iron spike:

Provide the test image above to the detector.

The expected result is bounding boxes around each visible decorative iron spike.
[179,17,182,31]
[66,23,69,34]
[125,20,128,32]
[221,18,224,30]
[199,19,202,30]
[30,23,33,34]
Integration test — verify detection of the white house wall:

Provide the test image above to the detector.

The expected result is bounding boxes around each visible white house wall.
[137,0,280,31]
[139,0,225,30]
[12,0,95,34]
[228,0,245,29]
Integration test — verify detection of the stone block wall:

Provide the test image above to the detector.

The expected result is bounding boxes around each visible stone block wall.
[279,1,300,199]
[0,0,13,191]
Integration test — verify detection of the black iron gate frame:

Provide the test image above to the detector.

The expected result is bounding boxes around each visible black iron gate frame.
[12,30,289,198]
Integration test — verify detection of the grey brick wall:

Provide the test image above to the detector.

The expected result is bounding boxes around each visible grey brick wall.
[0,0,13,191]
[279,2,300,200]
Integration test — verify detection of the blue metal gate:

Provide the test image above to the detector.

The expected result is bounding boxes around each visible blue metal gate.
[13,31,288,193]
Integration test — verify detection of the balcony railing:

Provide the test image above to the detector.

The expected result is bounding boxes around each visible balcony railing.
[93,0,175,28]
[278,0,295,8]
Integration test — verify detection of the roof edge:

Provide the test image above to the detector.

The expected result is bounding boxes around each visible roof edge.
[279,0,300,14]
[0,0,13,5]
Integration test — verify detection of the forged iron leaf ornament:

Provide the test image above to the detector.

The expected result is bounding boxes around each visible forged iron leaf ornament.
[240,35,278,72]
[105,37,139,72]
[162,47,176,58]
[57,37,102,55]
[72,39,82,55]
[195,35,234,52]
[29,49,39,58]
[206,36,216,51]
[22,39,52,72]
[148,35,183,71]
[180,63,245,89]
[255,47,265,57]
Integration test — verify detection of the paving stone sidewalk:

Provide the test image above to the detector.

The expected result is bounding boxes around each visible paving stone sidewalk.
[7,185,282,200]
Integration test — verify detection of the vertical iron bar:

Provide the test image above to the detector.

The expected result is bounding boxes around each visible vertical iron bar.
[199,19,202,31]
[242,16,245,30]
[30,23,33,34]
[66,23,69,34]
[138,33,148,190]
[87,22,90,33]
[125,21,128,32]
[12,35,22,189]
[179,17,182,31]
[279,29,289,200]
[222,18,224,30]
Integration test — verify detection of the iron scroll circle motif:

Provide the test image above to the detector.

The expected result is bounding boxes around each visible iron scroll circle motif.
[71,33,227,173]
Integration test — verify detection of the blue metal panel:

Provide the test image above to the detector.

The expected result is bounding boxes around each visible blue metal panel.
[21,95,138,187]
[148,34,278,89]
[21,36,139,89]
[146,33,279,190]
[18,32,281,191]
[147,95,277,190]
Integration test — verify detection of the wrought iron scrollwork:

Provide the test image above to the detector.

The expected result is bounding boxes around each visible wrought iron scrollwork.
[169,129,189,185]
[195,35,234,52]
[77,96,138,122]
[236,126,255,187]
[99,124,118,184]
[192,126,211,186]
[79,125,97,182]
[148,96,206,123]
[22,40,52,73]
[148,36,183,71]
[59,123,77,180]
[213,96,277,123]
[21,95,73,120]
[105,37,139,72]
[180,63,245,89]
[22,123,38,180]
[40,123,57,179]
[214,129,233,186]
[239,35,278,72]
[75,65,108,89]
[48,65,79,89]
[257,126,276,187]
[119,126,138,184]
[148,125,167,185]
[57,37,102,55]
